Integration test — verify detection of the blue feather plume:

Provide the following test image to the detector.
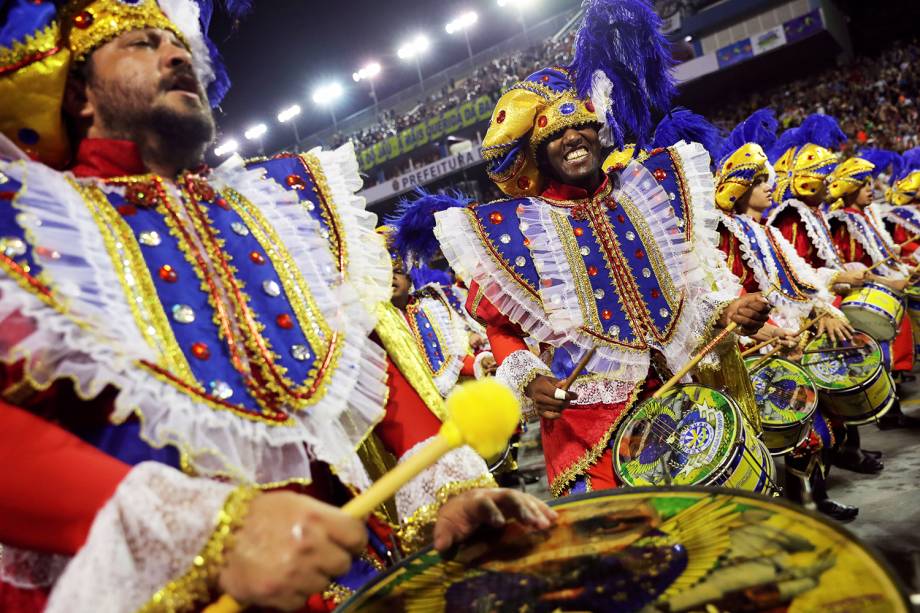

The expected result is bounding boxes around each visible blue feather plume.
[718,108,777,166]
[410,266,453,290]
[388,188,471,268]
[768,113,846,162]
[899,147,920,180]
[194,0,254,105]
[652,107,724,168]
[569,0,677,150]
[858,148,903,183]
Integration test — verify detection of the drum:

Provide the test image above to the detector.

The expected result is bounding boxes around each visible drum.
[840,281,904,340]
[904,285,920,354]
[744,357,818,456]
[801,332,896,425]
[339,488,909,612]
[612,385,775,494]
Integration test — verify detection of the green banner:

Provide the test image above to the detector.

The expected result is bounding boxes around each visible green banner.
[360,147,375,171]
[475,95,493,121]
[460,101,477,127]
[442,108,461,134]
[427,115,444,140]
[412,123,429,147]
[372,140,388,165]
[399,128,416,154]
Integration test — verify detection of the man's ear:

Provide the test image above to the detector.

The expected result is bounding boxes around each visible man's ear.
[63,66,94,123]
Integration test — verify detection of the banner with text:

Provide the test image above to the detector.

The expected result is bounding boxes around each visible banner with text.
[360,147,485,205]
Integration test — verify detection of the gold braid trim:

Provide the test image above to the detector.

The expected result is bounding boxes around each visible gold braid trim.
[321,582,355,605]
[549,382,643,498]
[396,473,497,554]
[138,486,257,613]
[373,301,447,421]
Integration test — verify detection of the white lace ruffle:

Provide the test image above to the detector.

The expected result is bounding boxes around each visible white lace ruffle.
[395,438,491,522]
[4,156,388,491]
[767,199,845,269]
[867,203,897,249]
[45,462,235,613]
[826,210,909,279]
[884,205,920,237]
[308,143,393,313]
[494,349,552,420]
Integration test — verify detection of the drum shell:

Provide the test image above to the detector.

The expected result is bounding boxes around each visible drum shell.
[815,365,896,425]
[744,357,817,456]
[840,282,904,341]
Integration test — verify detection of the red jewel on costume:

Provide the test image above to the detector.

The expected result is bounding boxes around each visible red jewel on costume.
[606,198,617,211]
[617,214,625,224]
[215,197,229,209]
[574,227,584,237]
[587,265,598,276]
[653,168,667,181]
[517,176,530,190]
[585,100,595,112]
[635,249,645,259]
[286,174,306,189]
[651,289,660,299]
[158,264,178,283]
[523,237,531,247]
[726,162,733,169]
[541,75,550,82]
[191,342,210,360]
[117,204,137,216]
[541,278,553,287]
[125,182,160,208]
[489,211,504,225]
[73,10,93,28]
[601,309,612,320]
[250,251,265,264]
[537,115,548,128]
[276,313,294,329]
[496,110,506,123]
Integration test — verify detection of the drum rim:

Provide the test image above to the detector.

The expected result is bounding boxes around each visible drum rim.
[612,384,743,487]
[338,486,909,611]
[744,356,818,428]
[801,333,884,390]
[847,280,906,299]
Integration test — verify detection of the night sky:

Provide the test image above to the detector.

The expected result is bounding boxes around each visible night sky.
[209,0,580,154]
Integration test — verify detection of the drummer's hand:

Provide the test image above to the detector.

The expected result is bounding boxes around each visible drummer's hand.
[721,294,771,336]
[480,354,498,376]
[836,270,866,288]
[816,317,854,344]
[878,277,909,292]
[525,375,577,420]
[433,488,558,552]
[218,491,367,611]
[773,328,799,349]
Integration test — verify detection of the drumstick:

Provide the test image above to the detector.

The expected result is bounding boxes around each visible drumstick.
[205,378,521,613]
[652,322,738,400]
[560,347,597,391]
[801,345,864,356]
[739,313,826,357]
[865,236,920,273]
[747,343,786,374]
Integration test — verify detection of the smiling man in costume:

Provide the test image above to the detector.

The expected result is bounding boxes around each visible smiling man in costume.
[0,1,553,610]
[434,0,770,497]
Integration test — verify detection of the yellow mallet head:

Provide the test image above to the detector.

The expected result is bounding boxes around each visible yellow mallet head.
[441,378,521,459]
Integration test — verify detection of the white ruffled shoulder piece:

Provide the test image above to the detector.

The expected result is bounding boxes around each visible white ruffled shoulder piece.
[46,462,236,613]
[717,211,813,330]
[884,204,920,236]
[767,199,845,269]
[4,156,386,492]
[306,142,393,314]
[826,209,909,279]
[411,289,465,397]
[867,203,897,248]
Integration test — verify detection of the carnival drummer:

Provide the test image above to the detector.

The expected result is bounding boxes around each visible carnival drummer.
[0,1,554,610]
[434,0,770,497]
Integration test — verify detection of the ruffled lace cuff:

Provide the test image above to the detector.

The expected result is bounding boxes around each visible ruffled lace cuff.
[494,349,551,421]
[46,463,253,613]
[395,440,494,553]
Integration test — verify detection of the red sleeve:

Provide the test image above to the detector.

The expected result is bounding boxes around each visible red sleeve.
[466,280,529,364]
[374,358,444,459]
[0,401,129,555]
[772,209,825,267]
[832,219,870,265]
[717,224,758,294]
[892,224,920,259]
[460,354,476,377]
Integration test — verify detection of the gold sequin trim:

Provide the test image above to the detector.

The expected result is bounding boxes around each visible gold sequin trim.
[0,22,58,70]
[300,153,348,273]
[321,582,354,605]
[139,486,257,613]
[405,294,454,379]
[396,473,497,554]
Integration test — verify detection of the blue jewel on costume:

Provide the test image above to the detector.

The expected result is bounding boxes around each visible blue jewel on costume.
[559,102,576,116]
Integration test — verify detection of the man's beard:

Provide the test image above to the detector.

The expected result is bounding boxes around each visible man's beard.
[92,73,215,168]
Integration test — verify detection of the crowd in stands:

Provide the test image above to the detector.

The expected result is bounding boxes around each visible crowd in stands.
[710,38,920,153]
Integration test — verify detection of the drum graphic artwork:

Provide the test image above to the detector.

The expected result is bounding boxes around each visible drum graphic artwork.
[904,285,920,355]
[840,281,904,341]
[801,332,896,425]
[339,489,908,612]
[744,357,818,455]
[612,385,774,494]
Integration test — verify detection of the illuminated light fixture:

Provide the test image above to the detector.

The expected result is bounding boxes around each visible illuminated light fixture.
[445,11,478,34]
[353,61,382,82]
[312,82,344,106]
[277,104,301,123]
[244,123,267,140]
[397,34,430,60]
[213,139,238,157]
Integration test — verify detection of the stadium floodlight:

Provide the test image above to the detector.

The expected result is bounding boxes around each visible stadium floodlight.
[446,11,478,62]
[244,123,267,140]
[397,34,430,88]
[213,139,238,157]
[352,62,382,82]
[497,0,536,7]
[277,104,301,123]
[312,82,344,128]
